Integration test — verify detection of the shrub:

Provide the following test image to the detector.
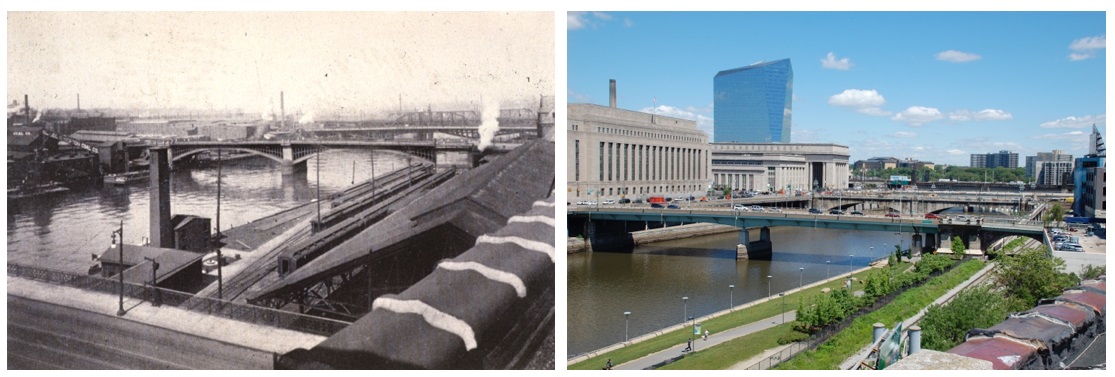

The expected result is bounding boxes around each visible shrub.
[915,254,953,275]
[994,247,1078,311]
[920,285,1011,351]
[1079,264,1106,280]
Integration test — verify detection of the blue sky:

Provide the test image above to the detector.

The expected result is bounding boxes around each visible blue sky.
[568,11,1106,166]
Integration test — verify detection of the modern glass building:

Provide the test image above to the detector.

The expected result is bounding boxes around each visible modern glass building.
[713,59,793,143]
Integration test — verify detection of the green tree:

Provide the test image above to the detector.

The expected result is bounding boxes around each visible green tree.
[950,235,966,255]
[894,244,903,263]
[921,285,1011,351]
[994,247,1078,311]
[1079,264,1105,280]
[1044,204,1065,228]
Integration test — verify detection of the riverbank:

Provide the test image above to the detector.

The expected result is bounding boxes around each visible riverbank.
[568,263,879,369]
[567,223,741,254]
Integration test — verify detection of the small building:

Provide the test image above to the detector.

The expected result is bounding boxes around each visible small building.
[171,215,212,252]
[97,244,204,292]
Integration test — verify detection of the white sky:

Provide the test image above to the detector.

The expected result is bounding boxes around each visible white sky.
[7,12,554,115]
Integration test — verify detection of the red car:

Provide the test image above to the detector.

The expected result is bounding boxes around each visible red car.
[924,213,940,219]
[885,212,901,218]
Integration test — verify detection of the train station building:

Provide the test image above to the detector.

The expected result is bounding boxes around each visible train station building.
[567,80,712,202]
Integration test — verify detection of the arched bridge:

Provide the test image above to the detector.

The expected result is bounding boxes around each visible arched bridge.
[812,195,1033,216]
[166,140,453,173]
[568,207,1046,256]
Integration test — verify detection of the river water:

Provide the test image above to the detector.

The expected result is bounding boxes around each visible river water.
[566,226,915,357]
[6,149,409,275]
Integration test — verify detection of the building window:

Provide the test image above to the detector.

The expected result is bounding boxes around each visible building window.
[599,142,604,182]
[607,142,613,181]
[574,140,580,181]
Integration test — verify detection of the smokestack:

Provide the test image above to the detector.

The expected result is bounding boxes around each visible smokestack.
[24,94,31,126]
[280,91,286,129]
[609,79,617,108]
[149,147,173,248]
[77,94,80,111]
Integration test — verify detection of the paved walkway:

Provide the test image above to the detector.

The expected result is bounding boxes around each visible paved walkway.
[614,311,796,370]
[7,276,326,354]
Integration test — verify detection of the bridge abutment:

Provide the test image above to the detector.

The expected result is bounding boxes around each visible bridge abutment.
[736,226,773,260]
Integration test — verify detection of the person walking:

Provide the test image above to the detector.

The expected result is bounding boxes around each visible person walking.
[605,358,613,370]
[704,329,709,341]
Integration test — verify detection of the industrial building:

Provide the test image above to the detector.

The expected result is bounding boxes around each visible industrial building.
[710,142,850,192]
[567,80,711,202]
[713,59,793,143]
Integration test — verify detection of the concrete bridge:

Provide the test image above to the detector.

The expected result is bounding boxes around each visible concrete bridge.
[308,108,546,140]
[164,139,469,174]
[811,194,1033,216]
[568,207,1045,259]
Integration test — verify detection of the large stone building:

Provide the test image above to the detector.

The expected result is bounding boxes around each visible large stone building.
[710,143,850,192]
[567,81,711,202]
[970,150,1019,169]
[713,59,793,143]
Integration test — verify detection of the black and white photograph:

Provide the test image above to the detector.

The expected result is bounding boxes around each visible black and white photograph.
[6,11,555,369]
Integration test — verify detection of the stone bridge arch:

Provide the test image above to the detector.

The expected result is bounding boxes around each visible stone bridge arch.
[978,230,1045,253]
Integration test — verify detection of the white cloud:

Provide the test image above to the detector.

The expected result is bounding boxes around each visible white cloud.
[623,18,634,28]
[1029,130,1088,140]
[1068,35,1104,61]
[828,89,884,107]
[1069,53,1093,61]
[858,107,892,116]
[1040,114,1106,128]
[948,109,1013,122]
[892,106,943,126]
[792,128,827,143]
[935,50,981,63]
[892,131,917,138]
[641,104,713,136]
[946,149,966,155]
[568,11,614,30]
[1070,35,1106,51]
[820,52,852,70]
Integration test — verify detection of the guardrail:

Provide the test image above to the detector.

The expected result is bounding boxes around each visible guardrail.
[7,263,350,337]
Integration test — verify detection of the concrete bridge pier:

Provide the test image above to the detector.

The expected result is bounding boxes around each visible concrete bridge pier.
[911,233,922,255]
[737,226,773,260]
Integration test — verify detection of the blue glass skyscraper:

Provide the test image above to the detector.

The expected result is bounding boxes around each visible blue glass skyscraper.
[713,59,793,143]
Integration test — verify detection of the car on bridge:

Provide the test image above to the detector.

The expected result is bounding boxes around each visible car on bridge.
[829,209,845,215]
[618,198,631,204]
[885,212,901,218]
[733,204,748,211]
[651,203,664,208]
[667,204,681,209]
[850,210,864,216]
[602,199,616,205]
[750,205,764,212]
[924,213,941,219]
[808,208,823,214]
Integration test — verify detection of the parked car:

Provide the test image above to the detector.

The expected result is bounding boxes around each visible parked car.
[750,205,764,212]
[829,209,845,215]
[1062,244,1084,252]
[618,198,631,204]
[809,208,823,214]
[634,199,644,204]
[733,204,748,211]
[667,204,681,209]
[850,210,865,216]
[924,213,941,219]
[576,200,591,205]
[885,212,901,218]
[651,203,665,208]
[602,199,616,205]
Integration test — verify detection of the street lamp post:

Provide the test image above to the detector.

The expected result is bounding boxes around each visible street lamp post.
[624,311,631,343]
[729,284,735,311]
[799,267,804,289]
[143,256,160,307]
[826,260,831,279]
[779,293,786,323]
[111,221,125,316]
[689,316,696,352]
[767,275,772,299]
[682,296,688,323]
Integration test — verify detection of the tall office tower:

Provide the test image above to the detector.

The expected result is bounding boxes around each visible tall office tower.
[713,59,792,143]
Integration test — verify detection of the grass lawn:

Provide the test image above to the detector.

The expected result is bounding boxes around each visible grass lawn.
[568,265,904,370]
[659,323,799,370]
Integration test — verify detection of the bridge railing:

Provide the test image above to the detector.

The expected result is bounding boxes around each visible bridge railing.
[7,263,350,337]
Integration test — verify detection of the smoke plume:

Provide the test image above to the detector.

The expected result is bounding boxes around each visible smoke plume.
[299,111,315,124]
[477,96,500,151]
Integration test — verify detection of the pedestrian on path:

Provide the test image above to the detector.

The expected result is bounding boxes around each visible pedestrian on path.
[605,358,613,370]
[683,339,692,352]
[704,329,709,341]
